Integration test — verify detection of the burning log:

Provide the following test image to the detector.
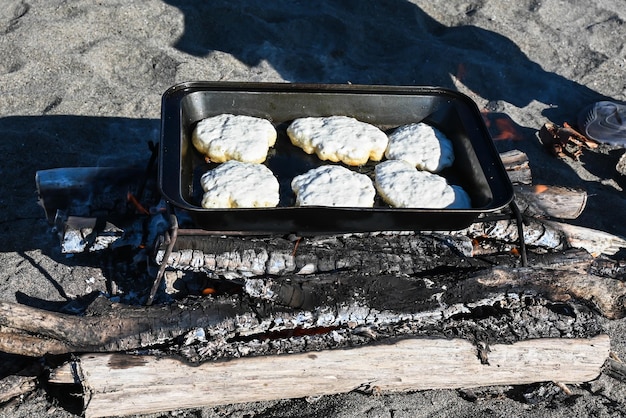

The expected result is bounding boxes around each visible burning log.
[461,217,626,256]
[155,232,478,277]
[49,335,609,418]
[156,212,625,282]
[0,249,622,359]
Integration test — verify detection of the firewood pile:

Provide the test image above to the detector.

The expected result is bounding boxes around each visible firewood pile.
[1,149,625,417]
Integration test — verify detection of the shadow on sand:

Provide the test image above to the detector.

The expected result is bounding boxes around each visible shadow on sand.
[165,0,610,121]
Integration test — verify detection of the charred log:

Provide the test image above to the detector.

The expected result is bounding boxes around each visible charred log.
[0,250,619,360]
[154,232,479,276]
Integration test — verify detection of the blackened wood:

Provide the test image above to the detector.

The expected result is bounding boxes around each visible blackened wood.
[0,297,245,355]
[0,251,622,357]
[462,218,626,256]
[156,232,478,275]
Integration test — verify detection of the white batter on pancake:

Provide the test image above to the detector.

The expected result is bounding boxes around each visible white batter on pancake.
[374,160,471,208]
[291,165,375,207]
[192,114,277,163]
[286,116,388,166]
[385,122,454,172]
[200,161,279,208]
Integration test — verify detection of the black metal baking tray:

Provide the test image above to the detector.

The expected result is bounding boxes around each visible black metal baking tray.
[159,82,513,233]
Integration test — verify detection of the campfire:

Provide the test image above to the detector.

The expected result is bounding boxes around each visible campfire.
[2,83,625,417]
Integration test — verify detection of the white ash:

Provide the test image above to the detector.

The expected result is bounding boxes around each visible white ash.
[156,248,273,277]
[155,232,475,277]
[164,271,182,295]
[183,328,207,346]
[266,251,296,275]
[244,278,277,301]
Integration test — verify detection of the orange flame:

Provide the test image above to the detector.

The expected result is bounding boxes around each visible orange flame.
[482,112,524,141]
[493,118,523,141]
[456,63,466,82]
[127,192,150,215]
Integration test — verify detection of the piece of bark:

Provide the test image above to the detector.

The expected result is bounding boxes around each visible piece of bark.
[539,122,599,160]
[49,335,610,418]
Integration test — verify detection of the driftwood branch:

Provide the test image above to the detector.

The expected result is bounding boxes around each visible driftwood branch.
[49,335,610,418]
[460,266,626,320]
[0,298,244,356]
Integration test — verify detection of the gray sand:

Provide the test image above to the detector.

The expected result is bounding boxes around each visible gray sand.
[1,0,625,416]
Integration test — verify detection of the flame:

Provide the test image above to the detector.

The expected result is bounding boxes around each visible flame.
[482,112,524,141]
[291,237,302,257]
[127,192,150,215]
[493,117,523,141]
[456,63,466,82]
[533,185,549,194]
